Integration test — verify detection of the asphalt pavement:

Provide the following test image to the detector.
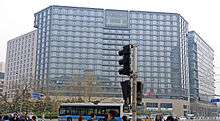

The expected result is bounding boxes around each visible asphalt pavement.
[38,118,220,121]
[183,119,220,121]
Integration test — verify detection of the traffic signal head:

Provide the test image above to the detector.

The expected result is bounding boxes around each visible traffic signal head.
[137,81,143,106]
[118,45,132,76]
[118,45,131,56]
[120,80,131,105]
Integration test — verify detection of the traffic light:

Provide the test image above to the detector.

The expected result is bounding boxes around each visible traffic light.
[118,45,132,76]
[120,80,131,105]
[137,81,143,106]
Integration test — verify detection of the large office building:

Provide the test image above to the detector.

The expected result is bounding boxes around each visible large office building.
[187,31,216,116]
[34,5,189,101]
[5,30,37,98]
[188,31,215,101]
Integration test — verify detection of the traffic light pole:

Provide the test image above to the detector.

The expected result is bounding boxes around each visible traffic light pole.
[131,45,138,121]
[118,44,138,121]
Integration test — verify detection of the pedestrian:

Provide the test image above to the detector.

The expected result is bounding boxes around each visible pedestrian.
[165,116,174,121]
[13,115,19,121]
[173,117,179,121]
[31,116,36,121]
[31,116,37,121]
[103,113,108,121]
[107,110,117,121]
[122,116,128,121]
[3,115,10,121]
[12,113,19,121]
[145,116,152,121]
[18,115,26,121]
[155,115,162,121]
[78,115,83,121]
[88,113,96,121]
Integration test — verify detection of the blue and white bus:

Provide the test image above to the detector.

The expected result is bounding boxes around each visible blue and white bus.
[58,103,124,121]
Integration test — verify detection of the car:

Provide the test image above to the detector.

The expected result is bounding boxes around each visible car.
[186,113,195,119]
[150,114,157,120]
[179,116,187,120]
[163,115,170,120]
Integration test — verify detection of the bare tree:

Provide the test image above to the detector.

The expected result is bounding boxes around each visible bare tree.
[0,92,14,113]
[81,70,104,102]
[53,71,105,102]
[71,73,83,96]
[32,71,106,103]
[0,83,31,113]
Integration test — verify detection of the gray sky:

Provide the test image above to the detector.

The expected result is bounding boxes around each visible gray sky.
[0,0,220,95]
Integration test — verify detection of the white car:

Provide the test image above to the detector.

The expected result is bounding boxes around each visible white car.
[179,116,187,120]
[163,115,169,120]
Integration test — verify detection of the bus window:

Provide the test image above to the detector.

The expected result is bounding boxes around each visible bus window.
[106,106,120,117]
[87,107,94,115]
[73,106,94,116]
[97,107,104,116]
[60,107,71,115]
[77,107,86,115]
[71,107,77,115]
[59,108,66,116]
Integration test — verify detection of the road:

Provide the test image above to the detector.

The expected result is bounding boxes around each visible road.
[183,118,220,121]
[38,119,58,121]
[40,118,220,121]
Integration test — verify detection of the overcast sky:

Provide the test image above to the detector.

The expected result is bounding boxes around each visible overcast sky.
[0,0,220,95]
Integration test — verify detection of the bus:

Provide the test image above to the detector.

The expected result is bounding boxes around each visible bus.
[58,103,124,121]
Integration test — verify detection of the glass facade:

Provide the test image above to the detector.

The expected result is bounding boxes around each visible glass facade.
[34,6,189,99]
[129,11,189,100]
[188,31,215,101]
[188,32,199,101]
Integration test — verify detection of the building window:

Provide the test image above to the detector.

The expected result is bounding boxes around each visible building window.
[160,103,172,108]
[146,103,158,108]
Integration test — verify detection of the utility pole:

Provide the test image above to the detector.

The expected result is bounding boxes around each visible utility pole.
[131,45,138,121]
